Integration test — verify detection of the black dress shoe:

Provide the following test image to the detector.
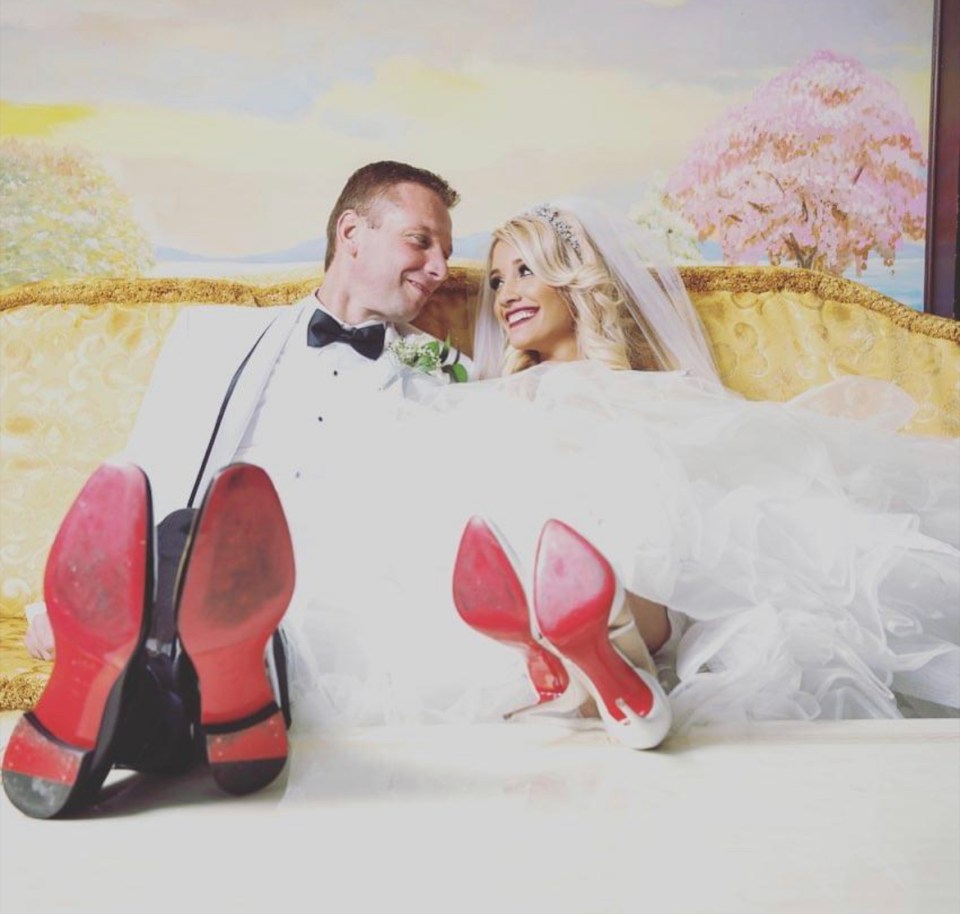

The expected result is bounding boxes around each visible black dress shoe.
[2,464,154,818]
[175,463,295,796]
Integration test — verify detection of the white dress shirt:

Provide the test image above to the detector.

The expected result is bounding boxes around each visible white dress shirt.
[235,298,401,484]
[231,298,415,641]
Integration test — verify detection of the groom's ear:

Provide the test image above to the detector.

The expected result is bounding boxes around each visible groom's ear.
[337,209,362,259]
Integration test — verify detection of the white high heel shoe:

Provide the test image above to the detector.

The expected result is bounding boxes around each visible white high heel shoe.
[452,516,587,718]
[532,519,672,750]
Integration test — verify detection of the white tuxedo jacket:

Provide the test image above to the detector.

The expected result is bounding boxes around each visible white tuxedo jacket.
[122,292,450,521]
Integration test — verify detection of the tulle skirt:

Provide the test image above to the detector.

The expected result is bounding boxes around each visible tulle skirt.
[273,362,959,735]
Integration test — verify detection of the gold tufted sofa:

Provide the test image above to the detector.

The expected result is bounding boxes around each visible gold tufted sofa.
[1,265,958,710]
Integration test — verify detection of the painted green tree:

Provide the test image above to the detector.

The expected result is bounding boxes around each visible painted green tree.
[1,139,153,289]
[629,178,703,264]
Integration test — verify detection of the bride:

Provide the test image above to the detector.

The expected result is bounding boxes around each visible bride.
[280,199,959,749]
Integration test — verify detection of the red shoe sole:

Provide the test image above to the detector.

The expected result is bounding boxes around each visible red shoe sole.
[176,464,294,795]
[2,463,151,817]
[453,517,568,704]
[534,520,654,721]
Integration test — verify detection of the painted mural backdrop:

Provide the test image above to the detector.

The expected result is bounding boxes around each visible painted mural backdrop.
[0,0,935,308]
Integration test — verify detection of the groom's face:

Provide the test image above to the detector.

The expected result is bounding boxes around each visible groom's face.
[350,182,453,323]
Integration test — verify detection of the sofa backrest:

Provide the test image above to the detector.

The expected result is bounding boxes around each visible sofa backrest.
[0,265,957,635]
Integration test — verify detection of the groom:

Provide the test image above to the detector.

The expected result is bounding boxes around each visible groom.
[4,160,461,817]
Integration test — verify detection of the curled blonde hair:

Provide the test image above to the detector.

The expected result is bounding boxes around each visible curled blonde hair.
[475,209,662,379]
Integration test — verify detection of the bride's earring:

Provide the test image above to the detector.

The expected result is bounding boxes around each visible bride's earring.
[532,519,672,749]
[452,516,586,718]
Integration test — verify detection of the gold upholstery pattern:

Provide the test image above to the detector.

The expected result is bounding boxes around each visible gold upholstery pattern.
[683,269,960,437]
[1,266,957,709]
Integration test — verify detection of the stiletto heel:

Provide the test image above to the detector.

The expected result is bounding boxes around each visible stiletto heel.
[2,463,152,817]
[533,519,671,749]
[452,516,585,718]
[176,463,295,795]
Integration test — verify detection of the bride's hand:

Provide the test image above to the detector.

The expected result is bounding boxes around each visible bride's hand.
[24,610,55,660]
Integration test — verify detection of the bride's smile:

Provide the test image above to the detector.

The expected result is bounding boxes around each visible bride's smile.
[504,306,538,327]
[489,241,578,362]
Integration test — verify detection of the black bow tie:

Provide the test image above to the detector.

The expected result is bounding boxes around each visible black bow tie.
[306,308,386,360]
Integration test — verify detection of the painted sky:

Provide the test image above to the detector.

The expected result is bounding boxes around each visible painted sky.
[0,0,935,257]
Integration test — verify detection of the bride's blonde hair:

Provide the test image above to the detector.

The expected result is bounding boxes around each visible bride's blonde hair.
[476,209,660,378]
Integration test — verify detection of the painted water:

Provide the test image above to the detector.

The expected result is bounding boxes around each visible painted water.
[854,258,924,310]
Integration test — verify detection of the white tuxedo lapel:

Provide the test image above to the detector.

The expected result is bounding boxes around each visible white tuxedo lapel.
[194,299,306,502]
[125,294,445,518]
[124,303,295,518]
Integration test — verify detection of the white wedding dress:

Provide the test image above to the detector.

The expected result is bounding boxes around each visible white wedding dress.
[279,362,960,735]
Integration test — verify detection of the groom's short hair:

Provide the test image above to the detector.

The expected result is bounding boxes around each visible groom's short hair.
[324,160,460,269]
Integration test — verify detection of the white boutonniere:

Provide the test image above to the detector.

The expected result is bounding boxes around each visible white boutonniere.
[387,333,468,383]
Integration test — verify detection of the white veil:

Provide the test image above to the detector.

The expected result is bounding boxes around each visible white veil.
[472,198,721,387]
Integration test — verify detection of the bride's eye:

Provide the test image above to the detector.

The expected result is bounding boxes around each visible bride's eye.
[518,263,532,278]
[489,276,503,291]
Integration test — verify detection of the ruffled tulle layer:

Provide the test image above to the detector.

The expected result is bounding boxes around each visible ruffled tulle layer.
[277,363,959,734]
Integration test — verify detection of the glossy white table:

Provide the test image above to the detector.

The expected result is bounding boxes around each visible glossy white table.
[2,714,957,914]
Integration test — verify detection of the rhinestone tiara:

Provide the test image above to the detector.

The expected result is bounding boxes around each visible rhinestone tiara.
[529,204,582,258]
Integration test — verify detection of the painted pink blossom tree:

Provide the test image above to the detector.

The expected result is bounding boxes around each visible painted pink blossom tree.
[666,50,927,274]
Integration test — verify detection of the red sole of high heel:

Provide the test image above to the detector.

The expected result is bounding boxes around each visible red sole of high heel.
[534,520,654,721]
[176,464,294,794]
[453,517,567,702]
[2,463,151,817]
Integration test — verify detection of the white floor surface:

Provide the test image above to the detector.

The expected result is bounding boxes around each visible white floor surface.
[1,713,958,914]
